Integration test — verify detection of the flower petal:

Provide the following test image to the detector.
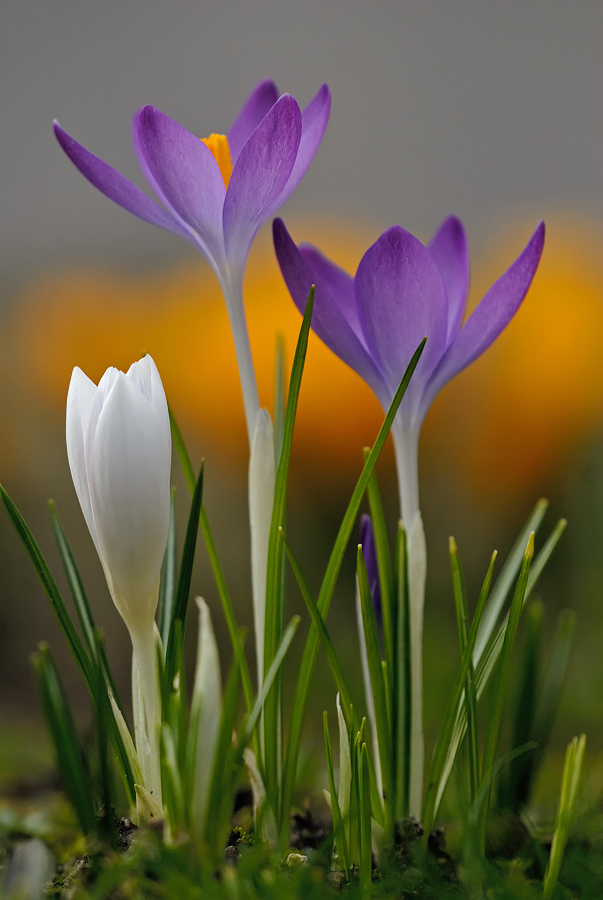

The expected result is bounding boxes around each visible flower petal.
[354,226,449,409]
[428,216,470,345]
[126,355,170,458]
[53,122,189,240]
[133,105,227,269]
[273,219,385,399]
[360,514,382,643]
[66,367,99,552]
[88,373,171,617]
[227,79,280,162]
[423,221,545,415]
[224,96,302,266]
[278,84,331,205]
[299,243,358,329]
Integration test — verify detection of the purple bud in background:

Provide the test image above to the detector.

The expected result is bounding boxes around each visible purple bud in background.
[360,513,382,650]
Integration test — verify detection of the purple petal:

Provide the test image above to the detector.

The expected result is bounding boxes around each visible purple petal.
[53,121,189,240]
[354,226,449,407]
[133,105,227,268]
[428,216,470,345]
[360,514,383,647]
[227,79,280,162]
[423,221,545,416]
[299,244,358,330]
[224,96,302,266]
[278,85,331,205]
[273,219,386,399]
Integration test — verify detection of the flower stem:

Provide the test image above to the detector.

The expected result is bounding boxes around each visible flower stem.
[392,419,425,821]
[249,409,276,689]
[131,619,162,809]
[219,270,261,445]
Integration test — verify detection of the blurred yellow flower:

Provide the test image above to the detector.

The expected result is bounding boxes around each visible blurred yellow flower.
[8,213,603,502]
[425,214,603,501]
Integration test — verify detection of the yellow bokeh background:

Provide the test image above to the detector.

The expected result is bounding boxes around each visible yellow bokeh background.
[5,212,603,504]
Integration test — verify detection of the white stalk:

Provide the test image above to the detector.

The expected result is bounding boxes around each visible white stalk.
[190,598,222,843]
[244,746,278,846]
[392,418,426,821]
[218,269,261,445]
[130,617,162,808]
[249,410,276,689]
[355,588,383,804]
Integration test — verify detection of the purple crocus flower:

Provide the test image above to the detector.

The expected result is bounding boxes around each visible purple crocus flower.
[357,513,384,799]
[54,80,331,442]
[274,214,545,818]
[360,513,382,647]
[273,215,544,521]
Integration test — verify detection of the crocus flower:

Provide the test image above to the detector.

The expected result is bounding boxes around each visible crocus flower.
[360,513,382,644]
[54,80,330,441]
[67,354,171,804]
[357,514,383,798]
[273,215,545,519]
[274,214,545,817]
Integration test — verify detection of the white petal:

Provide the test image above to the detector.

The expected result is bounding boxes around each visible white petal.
[127,355,171,461]
[66,367,99,552]
[88,372,171,622]
[336,693,352,821]
[190,598,222,841]
[85,366,119,466]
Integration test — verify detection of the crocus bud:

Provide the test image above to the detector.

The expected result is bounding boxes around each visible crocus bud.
[359,513,382,646]
[66,355,171,633]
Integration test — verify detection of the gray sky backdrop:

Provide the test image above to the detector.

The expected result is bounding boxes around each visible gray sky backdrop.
[1,0,602,278]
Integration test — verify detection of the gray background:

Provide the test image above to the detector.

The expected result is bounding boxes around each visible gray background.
[1,0,601,276]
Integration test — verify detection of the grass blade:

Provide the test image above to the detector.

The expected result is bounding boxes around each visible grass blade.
[164,462,204,695]
[48,501,96,660]
[450,538,480,805]
[243,615,301,746]
[474,499,548,662]
[273,332,287,468]
[32,644,98,838]
[477,533,534,852]
[264,287,315,810]
[434,516,565,817]
[280,338,426,848]
[1,485,91,685]
[359,742,373,896]
[282,530,355,721]
[543,734,586,900]
[357,546,392,836]
[204,653,241,856]
[527,608,576,804]
[422,550,496,836]
[169,409,254,717]
[324,711,349,874]
[498,598,543,812]
[158,489,177,651]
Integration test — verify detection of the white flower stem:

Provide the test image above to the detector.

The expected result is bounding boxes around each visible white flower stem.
[218,270,276,707]
[249,410,276,690]
[131,618,162,808]
[392,418,426,821]
[219,270,261,445]
[356,585,383,804]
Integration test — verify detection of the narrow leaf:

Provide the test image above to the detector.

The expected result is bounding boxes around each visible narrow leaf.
[281,338,426,847]
[159,489,177,651]
[164,462,204,694]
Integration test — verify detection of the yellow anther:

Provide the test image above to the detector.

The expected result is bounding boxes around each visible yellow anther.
[201,133,233,188]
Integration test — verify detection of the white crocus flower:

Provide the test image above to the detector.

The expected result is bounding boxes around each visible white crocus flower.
[66,354,171,807]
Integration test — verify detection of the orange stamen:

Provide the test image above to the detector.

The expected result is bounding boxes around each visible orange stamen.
[201,133,233,189]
